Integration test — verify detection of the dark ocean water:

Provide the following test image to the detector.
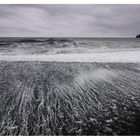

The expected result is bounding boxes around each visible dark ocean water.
[0,38,140,55]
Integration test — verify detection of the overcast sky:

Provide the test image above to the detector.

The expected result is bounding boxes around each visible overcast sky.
[0,4,140,37]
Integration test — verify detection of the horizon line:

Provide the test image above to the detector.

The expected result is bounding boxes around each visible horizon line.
[0,36,136,38]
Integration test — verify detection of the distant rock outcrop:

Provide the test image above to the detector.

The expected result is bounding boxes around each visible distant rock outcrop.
[136,34,140,38]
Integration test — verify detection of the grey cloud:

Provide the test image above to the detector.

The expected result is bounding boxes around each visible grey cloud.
[0,4,140,37]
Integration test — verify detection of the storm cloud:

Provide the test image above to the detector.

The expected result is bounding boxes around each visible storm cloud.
[0,4,140,37]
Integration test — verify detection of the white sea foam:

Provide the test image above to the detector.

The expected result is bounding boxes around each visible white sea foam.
[0,49,140,62]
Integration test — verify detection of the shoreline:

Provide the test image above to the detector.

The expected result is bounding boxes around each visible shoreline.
[0,49,140,62]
